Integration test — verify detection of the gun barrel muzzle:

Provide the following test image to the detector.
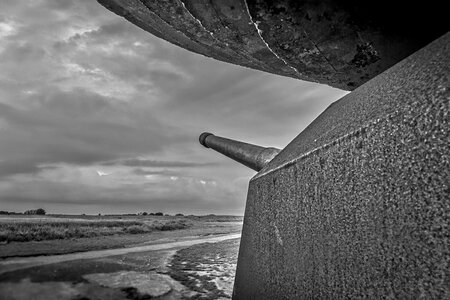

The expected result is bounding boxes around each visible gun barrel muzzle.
[199,132,280,171]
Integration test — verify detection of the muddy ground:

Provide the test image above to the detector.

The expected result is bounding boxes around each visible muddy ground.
[0,217,242,258]
[0,224,241,300]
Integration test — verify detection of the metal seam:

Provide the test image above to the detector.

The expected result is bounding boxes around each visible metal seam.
[179,0,271,69]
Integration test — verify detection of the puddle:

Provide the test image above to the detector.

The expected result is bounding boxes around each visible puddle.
[0,271,196,300]
[83,271,172,297]
[0,278,125,300]
[0,234,241,300]
[169,238,240,299]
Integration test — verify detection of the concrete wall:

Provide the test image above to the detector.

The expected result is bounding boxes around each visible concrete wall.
[97,0,447,90]
[234,33,449,299]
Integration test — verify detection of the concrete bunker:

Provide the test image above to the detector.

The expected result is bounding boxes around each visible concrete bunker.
[97,1,449,298]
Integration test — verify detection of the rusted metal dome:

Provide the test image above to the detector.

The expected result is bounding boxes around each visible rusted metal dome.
[97,0,447,90]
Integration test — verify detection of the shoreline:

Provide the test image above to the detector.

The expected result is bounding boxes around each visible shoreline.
[0,221,242,259]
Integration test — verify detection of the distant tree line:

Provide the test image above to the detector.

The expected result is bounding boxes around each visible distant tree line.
[0,211,21,215]
[0,210,185,216]
[137,212,164,216]
[137,212,184,216]
[24,208,46,215]
[0,208,46,215]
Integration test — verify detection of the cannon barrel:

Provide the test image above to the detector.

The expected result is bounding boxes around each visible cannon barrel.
[199,132,280,172]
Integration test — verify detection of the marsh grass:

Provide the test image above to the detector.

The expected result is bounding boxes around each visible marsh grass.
[0,217,189,243]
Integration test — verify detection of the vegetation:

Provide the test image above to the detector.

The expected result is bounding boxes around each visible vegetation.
[0,211,21,215]
[24,208,46,215]
[186,215,243,222]
[0,217,190,243]
[0,209,46,215]
[0,215,243,258]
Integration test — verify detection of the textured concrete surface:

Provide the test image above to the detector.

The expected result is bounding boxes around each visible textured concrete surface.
[234,33,449,299]
[97,0,448,90]
[259,32,450,176]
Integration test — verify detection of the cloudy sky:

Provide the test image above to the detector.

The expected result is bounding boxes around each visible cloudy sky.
[0,0,346,215]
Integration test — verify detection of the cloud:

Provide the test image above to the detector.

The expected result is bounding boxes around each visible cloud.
[0,87,186,178]
[105,158,218,168]
[0,169,247,215]
[96,170,111,176]
[0,160,40,178]
[132,168,179,176]
[0,1,346,215]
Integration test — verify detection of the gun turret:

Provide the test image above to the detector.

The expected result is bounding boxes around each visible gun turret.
[199,132,280,172]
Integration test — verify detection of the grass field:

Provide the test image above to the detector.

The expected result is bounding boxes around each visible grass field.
[0,216,189,243]
[0,214,243,258]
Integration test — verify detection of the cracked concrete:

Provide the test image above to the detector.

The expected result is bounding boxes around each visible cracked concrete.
[97,0,447,90]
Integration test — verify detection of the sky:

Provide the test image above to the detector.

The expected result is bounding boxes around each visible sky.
[0,0,346,215]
